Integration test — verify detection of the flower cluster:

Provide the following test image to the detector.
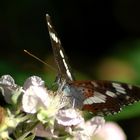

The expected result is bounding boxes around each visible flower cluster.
[0,75,126,140]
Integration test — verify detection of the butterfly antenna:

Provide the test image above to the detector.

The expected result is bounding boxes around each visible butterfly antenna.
[24,50,56,72]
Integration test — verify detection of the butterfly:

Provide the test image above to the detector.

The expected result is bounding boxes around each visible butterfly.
[46,14,140,115]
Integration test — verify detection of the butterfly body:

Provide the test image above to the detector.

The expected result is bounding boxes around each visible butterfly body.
[46,14,140,116]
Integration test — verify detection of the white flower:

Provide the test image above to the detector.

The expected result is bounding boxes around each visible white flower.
[56,109,84,126]
[22,76,49,114]
[0,75,21,104]
[0,75,16,87]
[72,116,105,140]
[93,122,126,140]
[35,109,84,138]
[23,76,45,90]
[32,123,58,138]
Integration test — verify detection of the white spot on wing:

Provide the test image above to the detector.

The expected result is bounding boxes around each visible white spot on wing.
[83,91,106,104]
[62,59,68,69]
[60,50,64,58]
[106,91,117,98]
[47,21,52,28]
[50,32,59,43]
[62,58,73,81]
[128,85,132,90]
[103,108,108,111]
[66,69,73,81]
[112,83,124,90]
[125,96,130,100]
[83,97,95,104]
[112,83,126,94]
[91,81,98,87]
[116,92,121,95]
[115,88,126,94]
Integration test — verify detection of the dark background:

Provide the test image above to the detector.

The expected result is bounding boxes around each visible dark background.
[1,0,140,139]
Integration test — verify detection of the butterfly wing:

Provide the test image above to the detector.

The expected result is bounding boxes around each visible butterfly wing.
[46,14,74,82]
[68,80,140,115]
[46,14,140,116]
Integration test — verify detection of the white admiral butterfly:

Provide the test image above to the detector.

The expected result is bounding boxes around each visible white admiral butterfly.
[46,14,140,115]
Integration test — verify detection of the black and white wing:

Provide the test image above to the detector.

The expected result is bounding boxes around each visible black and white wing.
[69,80,140,115]
[46,14,74,82]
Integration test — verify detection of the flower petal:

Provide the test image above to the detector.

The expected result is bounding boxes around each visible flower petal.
[73,116,105,140]
[94,122,126,140]
[0,75,21,104]
[23,76,45,90]
[56,109,84,126]
[22,76,49,114]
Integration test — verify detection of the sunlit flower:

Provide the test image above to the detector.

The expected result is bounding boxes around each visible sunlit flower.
[0,106,28,139]
[0,75,108,140]
[32,123,58,138]
[93,122,126,140]
[72,116,105,140]
[56,109,84,126]
[22,76,50,114]
[0,75,21,104]
[0,75,16,87]
[0,131,9,139]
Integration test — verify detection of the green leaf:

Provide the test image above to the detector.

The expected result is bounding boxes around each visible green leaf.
[23,134,35,140]
[106,102,140,121]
